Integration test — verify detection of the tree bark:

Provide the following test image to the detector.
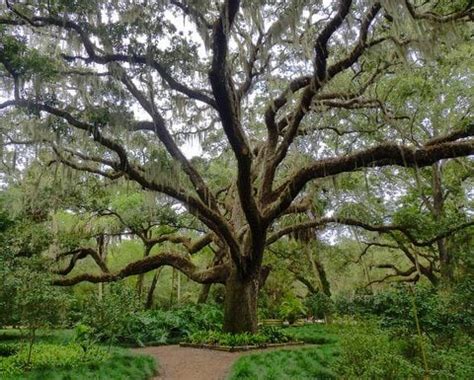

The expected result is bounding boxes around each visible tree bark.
[223,270,259,333]
[197,284,211,304]
[145,269,162,310]
[305,245,331,297]
[432,163,453,281]
[137,244,153,300]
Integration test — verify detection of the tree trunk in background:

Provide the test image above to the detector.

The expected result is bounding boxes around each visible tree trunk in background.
[137,245,153,300]
[223,270,259,333]
[97,234,107,302]
[169,268,176,308]
[305,245,331,297]
[177,271,181,303]
[136,275,144,300]
[432,163,453,281]
[197,284,211,304]
[145,268,162,310]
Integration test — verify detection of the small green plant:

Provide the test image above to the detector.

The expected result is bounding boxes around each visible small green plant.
[278,296,306,324]
[73,324,97,354]
[260,326,290,343]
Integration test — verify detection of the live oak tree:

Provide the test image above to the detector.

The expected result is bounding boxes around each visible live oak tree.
[0,0,473,333]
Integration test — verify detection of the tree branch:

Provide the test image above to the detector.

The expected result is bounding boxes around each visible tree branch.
[209,0,264,247]
[52,252,230,285]
[268,138,474,219]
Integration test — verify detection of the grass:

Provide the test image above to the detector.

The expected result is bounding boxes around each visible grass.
[229,345,338,380]
[0,329,73,344]
[0,329,157,380]
[285,324,339,344]
[5,350,157,380]
[228,324,341,380]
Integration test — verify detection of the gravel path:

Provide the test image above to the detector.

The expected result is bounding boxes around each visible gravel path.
[134,345,244,380]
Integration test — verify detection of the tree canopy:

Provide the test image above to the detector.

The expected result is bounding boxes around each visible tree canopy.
[0,0,473,332]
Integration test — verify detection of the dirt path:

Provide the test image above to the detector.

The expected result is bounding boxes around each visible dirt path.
[134,345,243,380]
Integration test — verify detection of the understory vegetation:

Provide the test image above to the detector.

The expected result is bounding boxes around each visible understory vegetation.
[187,326,290,346]
[0,330,156,380]
[231,302,474,379]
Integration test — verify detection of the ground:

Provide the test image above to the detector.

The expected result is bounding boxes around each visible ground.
[134,345,243,380]
[134,344,315,380]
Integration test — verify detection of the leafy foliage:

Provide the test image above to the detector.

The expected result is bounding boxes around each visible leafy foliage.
[304,292,334,319]
[334,281,474,343]
[333,324,423,379]
[187,326,290,347]
[80,288,223,346]
[278,295,307,324]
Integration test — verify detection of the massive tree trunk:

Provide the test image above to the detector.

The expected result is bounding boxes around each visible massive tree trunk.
[223,269,259,333]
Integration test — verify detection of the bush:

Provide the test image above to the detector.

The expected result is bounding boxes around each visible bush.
[332,322,474,379]
[259,326,289,343]
[187,327,290,347]
[127,303,223,345]
[334,281,474,344]
[82,296,224,346]
[333,324,423,379]
[304,292,334,319]
[81,283,141,345]
[428,339,474,379]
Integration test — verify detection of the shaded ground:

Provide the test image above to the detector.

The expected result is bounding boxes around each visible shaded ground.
[134,345,243,380]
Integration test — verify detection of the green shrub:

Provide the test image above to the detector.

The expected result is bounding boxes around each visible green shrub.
[304,292,334,319]
[334,281,474,344]
[428,339,474,379]
[82,296,224,346]
[81,283,141,345]
[187,327,290,346]
[73,324,98,354]
[259,326,289,343]
[125,303,224,345]
[333,324,423,379]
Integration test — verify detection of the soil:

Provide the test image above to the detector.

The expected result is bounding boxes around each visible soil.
[134,343,313,379]
[133,345,243,380]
